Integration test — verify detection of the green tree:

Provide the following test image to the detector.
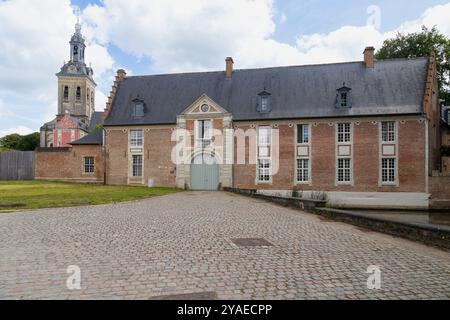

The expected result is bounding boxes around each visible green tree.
[375,26,450,103]
[0,132,40,151]
[16,133,40,151]
[0,133,22,149]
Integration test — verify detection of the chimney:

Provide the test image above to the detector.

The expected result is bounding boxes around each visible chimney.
[225,57,234,79]
[363,46,375,68]
[103,69,127,120]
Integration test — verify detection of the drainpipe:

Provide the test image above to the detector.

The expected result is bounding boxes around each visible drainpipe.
[103,127,107,185]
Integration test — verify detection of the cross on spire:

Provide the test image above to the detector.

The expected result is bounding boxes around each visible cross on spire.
[74,6,81,34]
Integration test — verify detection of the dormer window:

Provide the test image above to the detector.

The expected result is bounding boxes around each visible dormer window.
[257,90,272,113]
[336,84,352,109]
[132,97,145,118]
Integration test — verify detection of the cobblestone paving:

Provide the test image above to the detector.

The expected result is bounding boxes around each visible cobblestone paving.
[0,192,449,300]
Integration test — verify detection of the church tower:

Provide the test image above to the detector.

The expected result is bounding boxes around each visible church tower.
[40,17,100,148]
[55,18,96,120]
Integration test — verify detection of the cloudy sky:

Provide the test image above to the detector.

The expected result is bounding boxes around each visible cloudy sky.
[1,0,450,137]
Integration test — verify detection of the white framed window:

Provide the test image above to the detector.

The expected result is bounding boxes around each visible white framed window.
[381,158,396,183]
[196,119,212,148]
[261,96,269,112]
[381,121,396,142]
[257,159,271,182]
[257,126,272,182]
[337,123,351,143]
[296,159,309,182]
[297,124,310,144]
[130,129,143,147]
[83,156,94,174]
[337,158,351,182]
[132,155,143,177]
[258,126,271,146]
[70,129,75,142]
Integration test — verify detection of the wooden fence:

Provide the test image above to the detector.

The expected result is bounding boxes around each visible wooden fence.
[0,151,35,180]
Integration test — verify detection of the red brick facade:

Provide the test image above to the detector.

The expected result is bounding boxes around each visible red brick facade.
[232,117,426,193]
[104,126,177,186]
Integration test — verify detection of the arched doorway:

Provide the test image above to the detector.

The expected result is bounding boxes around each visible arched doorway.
[190,153,219,190]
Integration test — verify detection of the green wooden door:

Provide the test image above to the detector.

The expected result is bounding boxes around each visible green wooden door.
[190,154,219,190]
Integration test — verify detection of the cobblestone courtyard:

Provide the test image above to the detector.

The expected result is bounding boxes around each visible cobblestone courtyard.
[0,192,449,299]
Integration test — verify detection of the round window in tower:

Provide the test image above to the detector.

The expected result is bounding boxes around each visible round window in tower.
[200,104,209,113]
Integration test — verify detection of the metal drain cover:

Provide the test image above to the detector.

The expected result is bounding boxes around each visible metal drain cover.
[150,291,218,300]
[231,238,274,247]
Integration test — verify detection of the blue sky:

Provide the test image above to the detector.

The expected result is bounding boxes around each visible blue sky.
[71,0,448,75]
[1,0,450,137]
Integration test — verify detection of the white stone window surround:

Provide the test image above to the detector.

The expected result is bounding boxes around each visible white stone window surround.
[256,125,272,184]
[132,154,143,177]
[295,123,312,185]
[379,121,399,186]
[335,122,354,185]
[130,129,143,147]
[128,128,145,183]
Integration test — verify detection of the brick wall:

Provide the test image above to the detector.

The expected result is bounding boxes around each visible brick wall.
[105,126,177,186]
[233,118,427,193]
[35,145,103,182]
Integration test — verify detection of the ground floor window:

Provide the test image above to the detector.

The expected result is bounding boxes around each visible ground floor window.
[381,158,396,183]
[296,159,309,182]
[257,159,271,182]
[337,158,351,182]
[132,155,143,177]
[84,156,94,173]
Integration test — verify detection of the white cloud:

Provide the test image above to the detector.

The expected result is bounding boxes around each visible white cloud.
[2,0,450,135]
[0,126,34,138]
[82,1,450,73]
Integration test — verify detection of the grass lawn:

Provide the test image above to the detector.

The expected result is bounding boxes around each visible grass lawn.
[0,180,181,211]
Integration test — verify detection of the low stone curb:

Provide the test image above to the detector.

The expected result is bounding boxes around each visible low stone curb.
[224,187,450,250]
[316,207,450,250]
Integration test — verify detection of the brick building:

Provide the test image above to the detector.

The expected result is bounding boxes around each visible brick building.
[37,45,449,209]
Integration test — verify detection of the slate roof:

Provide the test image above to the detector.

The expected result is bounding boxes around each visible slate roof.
[69,111,104,145]
[70,128,103,145]
[104,58,429,126]
[88,111,104,131]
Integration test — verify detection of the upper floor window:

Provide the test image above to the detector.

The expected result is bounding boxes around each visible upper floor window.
[196,120,212,148]
[258,126,271,146]
[87,89,90,103]
[91,92,94,105]
[63,86,69,101]
[257,91,272,113]
[130,129,143,147]
[337,123,351,143]
[336,84,352,108]
[381,121,396,142]
[297,124,310,144]
[76,87,81,101]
